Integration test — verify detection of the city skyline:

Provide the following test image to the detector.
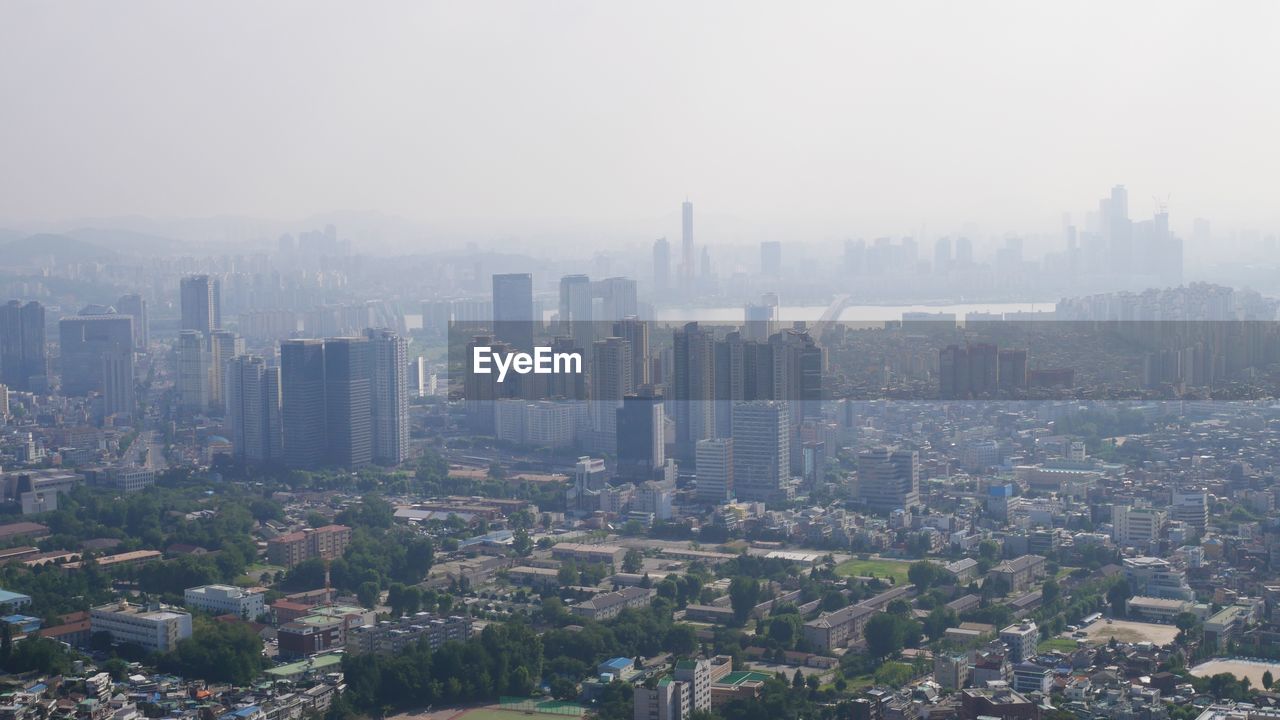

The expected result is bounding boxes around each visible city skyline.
[2,3,1280,247]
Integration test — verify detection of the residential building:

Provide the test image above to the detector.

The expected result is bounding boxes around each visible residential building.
[267,525,352,567]
[1000,621,1039,664]
[570,586,656,621]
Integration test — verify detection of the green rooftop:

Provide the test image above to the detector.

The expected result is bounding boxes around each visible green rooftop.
[718,671,772,687]
[266,653,343,678]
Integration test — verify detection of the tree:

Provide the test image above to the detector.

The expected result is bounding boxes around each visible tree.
[1106,579,1132,617]
[156,619,266,685]
[623,549,644,574]
[908,561,944,591]
[923,606,957,641]
[663,625,698,656]
[1042,579,1061,605]
[792,668,805,688]
[512,528,533,557]
[1264,671,1274,689]
[658,578,679,602]
[357,581,381,609]
[874,661,914,687]
[729,576,761,626]
[864,612,905,658]
[886,599,912,617]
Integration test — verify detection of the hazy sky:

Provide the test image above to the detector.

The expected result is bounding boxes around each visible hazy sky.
[3,1,1280,241]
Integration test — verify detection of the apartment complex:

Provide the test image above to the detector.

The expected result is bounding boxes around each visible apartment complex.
[267,524,352,567]
[345,613,472,655]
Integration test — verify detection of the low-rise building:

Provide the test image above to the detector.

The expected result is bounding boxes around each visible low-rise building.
[184,584,267,619]
[267,525,351,568]
[345,613,472,655]
[988,555,1047,594]
[570,586,655,621]
[551,542,627,566]
[90,601,192,654]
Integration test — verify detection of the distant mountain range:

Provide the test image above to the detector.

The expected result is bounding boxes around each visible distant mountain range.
[0,232,120,263]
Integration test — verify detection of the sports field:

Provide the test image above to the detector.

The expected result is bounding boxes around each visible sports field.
[459,711,560,720]
[1080,618,1179,646]
[1191,658,1280,686]
[834,557,912,583]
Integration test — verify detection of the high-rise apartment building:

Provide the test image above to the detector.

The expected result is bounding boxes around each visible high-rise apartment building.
[177,330,210,412]
[366,328,409,465]
[209,330,243,413]
[492,273,533,352]
[653,238,670,293]
[760,241,782,277]
[732,400,790,502]
[281,339,326,469]
[0,300,46,391]
[226,354,283,463]
[681,200,695,289]
[324,337,373,469]
[591,336,632,446]
[673,322,714,461]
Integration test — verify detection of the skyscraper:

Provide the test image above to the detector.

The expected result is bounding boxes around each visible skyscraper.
[0,300,46,391]
[324,337,373,469]
[933,237,952,274]
[180,275,221,334]
[590,336,632,450]
[770,327,822,425]
[226,354,283,464]
[492,273,534,352]
[209,330,244,413]
[177,330,211,412]
[997,349,1028,393]
[59,312,134,416]
[366,328,409,465]
[695,438,733,504]
[280,339,326,469]
[116,294,149,352]
[681,200,694,289]
[760,241,782,277]
[558,274,593,328]
[731,401,789,502]
[613,317,649,388]
[595,276,638,321]
[673,322,714,460]
[653,238,670,292]
[616,386,665,482]
[857,447,920,511]
[558,274,593,354]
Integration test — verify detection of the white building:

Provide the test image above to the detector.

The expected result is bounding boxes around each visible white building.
[91,601,193,654]
[1123,556,1194,600]
[695,439,733,504]
[999,621,1039,664]
[1111,505,1165,548]
[184,584,266,619]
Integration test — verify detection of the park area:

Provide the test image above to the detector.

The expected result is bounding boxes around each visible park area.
[834,557,912,584]
[1079,618,1180,646]
[1191,659,1280,686]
